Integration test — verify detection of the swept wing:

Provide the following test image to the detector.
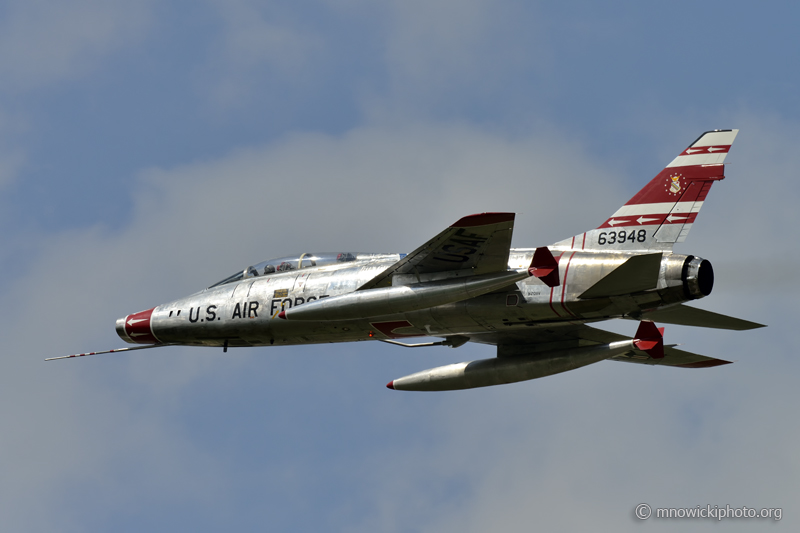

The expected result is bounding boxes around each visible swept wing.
[358,212,515,290]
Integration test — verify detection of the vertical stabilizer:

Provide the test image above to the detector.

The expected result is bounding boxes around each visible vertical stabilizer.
[553,130,738,251]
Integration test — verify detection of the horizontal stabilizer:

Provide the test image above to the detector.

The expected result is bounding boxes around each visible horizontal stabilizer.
[636,304,765,330]
[470,323,734,369]
[611,345,732,368]
[579,253,662,299]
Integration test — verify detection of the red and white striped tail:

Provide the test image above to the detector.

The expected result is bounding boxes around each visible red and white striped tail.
[555,130,738,251]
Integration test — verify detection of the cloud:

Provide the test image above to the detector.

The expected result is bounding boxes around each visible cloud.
[0,149,25,189]
[116,121,623,287]
[355,355,799,532]
[367,0,546,119]
[201,0,324,108]
[195,0,548,121]
[0,0,152,91]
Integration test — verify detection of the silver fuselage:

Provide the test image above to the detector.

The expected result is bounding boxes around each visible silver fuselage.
[116,249,710,349]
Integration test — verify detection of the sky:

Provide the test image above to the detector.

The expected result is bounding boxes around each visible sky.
[1,1,798,531]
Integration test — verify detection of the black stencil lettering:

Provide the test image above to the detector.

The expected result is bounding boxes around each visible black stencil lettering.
[432,253,471,263]
[441,244,477,255]
[449,237,483,247]
[452,228,488,244]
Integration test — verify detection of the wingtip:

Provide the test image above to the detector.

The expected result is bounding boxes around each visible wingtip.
[450,212,515,228]
[386,381,395,390]
[278,311,287,320]
[677,359,733,368]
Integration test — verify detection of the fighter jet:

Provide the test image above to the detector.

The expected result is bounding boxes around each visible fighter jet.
[51,129,764,391]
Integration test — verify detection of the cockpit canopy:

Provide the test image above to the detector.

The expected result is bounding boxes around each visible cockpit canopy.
[208,252,358,289]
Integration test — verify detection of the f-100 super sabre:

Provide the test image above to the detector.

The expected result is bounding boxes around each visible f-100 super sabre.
[51,129,764,391]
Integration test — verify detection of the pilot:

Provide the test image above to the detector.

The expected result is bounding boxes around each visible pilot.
[263,264,275,274]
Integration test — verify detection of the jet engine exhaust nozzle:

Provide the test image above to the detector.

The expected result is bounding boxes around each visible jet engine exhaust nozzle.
[683,256,714,299]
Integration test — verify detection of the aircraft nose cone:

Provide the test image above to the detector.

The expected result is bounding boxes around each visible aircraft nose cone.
[115,317,130,342]
[116,307,159,345]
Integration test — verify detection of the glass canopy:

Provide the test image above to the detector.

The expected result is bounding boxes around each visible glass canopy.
[208,252,358,289]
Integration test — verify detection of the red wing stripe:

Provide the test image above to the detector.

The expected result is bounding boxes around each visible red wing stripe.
[450,212,515,227]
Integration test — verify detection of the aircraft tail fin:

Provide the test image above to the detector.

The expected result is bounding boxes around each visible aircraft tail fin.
[554,130,738,251]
